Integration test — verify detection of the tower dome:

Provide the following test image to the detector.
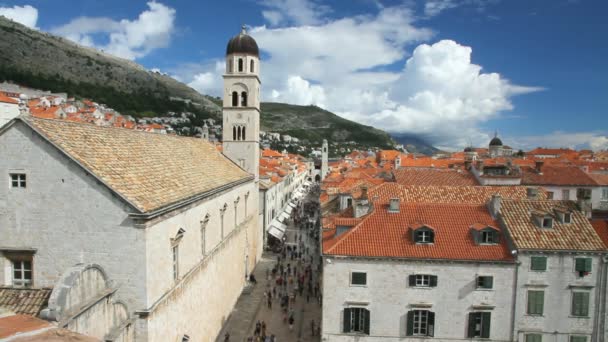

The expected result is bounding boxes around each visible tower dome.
[226,25,259,57]
[489,136,503,146]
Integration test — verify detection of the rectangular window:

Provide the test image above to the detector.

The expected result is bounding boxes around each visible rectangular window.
[406,310,435,336]
[343,308,370,335]
[476,276,494,289]
[172,245,179,280]
[527,290,544,315]
[570,336,587,342]
[526,334,542,342]
[562,189,570,200]
[481,230,497,244]
[602,188,608,200]
[12,260,32,287]
[531,256,547,271]
[542,218,553,228]
[409,274,438,288]
[575,258,592,275]
[351,272,367,286]
[467,312,491,338]
[10,173,26,188]
[564,213,572,224]
[571,292,590,317]
[546,191,554,199]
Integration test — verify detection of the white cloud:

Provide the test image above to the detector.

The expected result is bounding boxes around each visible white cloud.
[424,0,458,17]
[52,1,176,60]
[512,132,608,152]
[270,76,327,107]
[259,0,331,26]
[186,60,225,95]
[0,5,38,28]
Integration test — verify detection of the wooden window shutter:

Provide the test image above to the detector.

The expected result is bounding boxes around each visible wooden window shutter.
[531,257,547,271]
[430,275,438,287]
[409,275,416,287]
[406,311,414,336]
[484,276,493,289]
[467,313,476,338]
[428,311,435,337]
[584,258,592,272]
[481,312,491,338]
[575,258,586,272]
[363,309,370,335]
[343,308,351,333]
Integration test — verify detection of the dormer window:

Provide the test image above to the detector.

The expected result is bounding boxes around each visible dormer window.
[564,213,572,223]
[411,225,435,244]
[532,210,554,229]
[471,224,499,245]
[542,217,553,228]
[481,230,498,244]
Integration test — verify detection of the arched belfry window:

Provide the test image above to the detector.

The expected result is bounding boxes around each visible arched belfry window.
[228,59,233,73]
[233,126,237,140]
[241,92,248,107]
[232,91,238,107]
[242,126,246,140]
[238,58,243,72]
[237,126,242,140]
[250,60,255,73]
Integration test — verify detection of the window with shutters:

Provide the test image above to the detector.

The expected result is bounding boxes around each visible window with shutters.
[571,292,590,317]
[350,272,367,286]
[406,310,435,336]
[527,290,544,315]
[342,308,370,335]
[575,258,592,277]
[409,274,438,288]
[476,276,493,289]
[467,312,491,338]
[531,256,547,271]
[570,336,587,342]
[526,334,542,342]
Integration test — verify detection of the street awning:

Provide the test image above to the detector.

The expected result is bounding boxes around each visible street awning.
[284,206,293,215]
[304,181,312,187]
[288,202,297,208]
[268,226,285,240]
[278,211,290,222]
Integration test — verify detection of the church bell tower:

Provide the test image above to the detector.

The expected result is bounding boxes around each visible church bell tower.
[222,26,261,181]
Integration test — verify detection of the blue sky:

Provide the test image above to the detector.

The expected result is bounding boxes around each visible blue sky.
[1,0,607,150]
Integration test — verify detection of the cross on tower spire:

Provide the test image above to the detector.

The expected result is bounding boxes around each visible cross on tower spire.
[241,24,247,34]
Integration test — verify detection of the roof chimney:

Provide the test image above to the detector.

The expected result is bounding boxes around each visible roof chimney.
[389,198,400,213]
[535,160,544,173]
[489,194,501,217]
[360,186,368,200]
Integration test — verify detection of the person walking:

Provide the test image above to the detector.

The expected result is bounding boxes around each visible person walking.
[267,295,272,309]
[288,315,295,331]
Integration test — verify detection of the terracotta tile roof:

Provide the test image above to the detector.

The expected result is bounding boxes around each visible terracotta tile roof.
[591,220,608,248]
[527,148,576,156]
[379,150,401,161]
[521,165,598,186]
[20,117,250,213]
[368,183,544,206]
[0,287,52,316]
[0,314,99,341]
[589,173,608,186]
[500,199,605,251]
[262,149,283,157]
[324,202,513,261]
[394,168,479,186]
[400,157,461,168]
[0,93,18,104]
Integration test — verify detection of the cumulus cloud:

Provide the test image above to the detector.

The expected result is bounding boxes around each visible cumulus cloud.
[512,132,608,152]
[0,4,38,28]
[259,0,331,26]
[424,0,459,17]
[185,60,225,95]
[52,1,175,60]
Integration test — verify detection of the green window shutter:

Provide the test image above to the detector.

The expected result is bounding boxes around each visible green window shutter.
[343,308,351,333]
[363,309,370,335]
[430,275,438,287]
[572,292,590,316]
[481,276,493,289]
[570,336,587,342]
[406,311,414,336]
[528,291,544,315]
[584,258,592,272]
[428,311,435,337]
[467,313,476,338]
[575,258,586,272]
[409,275,416,287]
[531,256,547,271]
[481,312,491,338]
[526,334,542,342]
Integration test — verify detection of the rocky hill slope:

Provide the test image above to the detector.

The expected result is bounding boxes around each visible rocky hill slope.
[0,16,397,148]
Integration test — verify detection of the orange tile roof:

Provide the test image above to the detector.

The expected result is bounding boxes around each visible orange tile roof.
[500,199,605,251]
[379,150,401,161]
[394,168,478,186]
[0,93,18,104]
[262,149,283,158]
[589,173,608,186]
[591,220,608,248]
[324,202,513,261]
[400,157,461,168]
[521,165,598,186]
[0,288,52,316]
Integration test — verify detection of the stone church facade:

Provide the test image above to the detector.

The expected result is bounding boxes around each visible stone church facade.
[0,28,263,341]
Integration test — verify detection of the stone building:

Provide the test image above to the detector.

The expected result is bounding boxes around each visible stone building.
[0,28,264,341]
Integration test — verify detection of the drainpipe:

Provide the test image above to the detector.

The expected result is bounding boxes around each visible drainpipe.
[510,258,520,342]
[596,255,608,342]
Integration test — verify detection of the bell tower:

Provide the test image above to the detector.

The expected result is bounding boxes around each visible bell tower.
[222,26,260,181]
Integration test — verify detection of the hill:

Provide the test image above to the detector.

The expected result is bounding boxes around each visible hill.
[0,16,399,149]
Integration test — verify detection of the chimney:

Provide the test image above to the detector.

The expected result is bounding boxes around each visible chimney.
[360,186,368,200]
[526,187,539,200]
[535,160,544,173]
[389,198,400,213]
[489,194,501,217]
[395,156,401,169]
[477,160,484,172]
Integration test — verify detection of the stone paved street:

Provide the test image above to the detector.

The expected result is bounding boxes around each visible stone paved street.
[217,200,322,342]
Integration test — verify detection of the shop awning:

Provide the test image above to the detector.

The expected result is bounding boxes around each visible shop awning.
[278,211,290,223]
[268,226,285,240]
[284,205,293,215]
[288,202,297,208]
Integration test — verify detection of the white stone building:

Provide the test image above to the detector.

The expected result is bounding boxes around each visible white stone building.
[0,28,264,342]
[0,93,19,128]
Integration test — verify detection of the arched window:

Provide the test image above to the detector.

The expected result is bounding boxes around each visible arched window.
[228,59,233,73]
[250,60,255,73]
[241,92,248,107]
[237,126,242,141]
[233,126,237,140]
[238,58,243,72]
[232,91,238,107]
[242,126,246,140]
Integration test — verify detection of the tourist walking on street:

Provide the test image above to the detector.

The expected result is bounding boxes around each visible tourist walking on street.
[288,315,295,331]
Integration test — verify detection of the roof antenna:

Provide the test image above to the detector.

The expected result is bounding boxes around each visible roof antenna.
[241,24,247,34]
[494,129,498,138]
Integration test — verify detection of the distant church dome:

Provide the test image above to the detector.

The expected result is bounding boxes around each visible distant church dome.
[226,25,259,57]
[489,136,503,146]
